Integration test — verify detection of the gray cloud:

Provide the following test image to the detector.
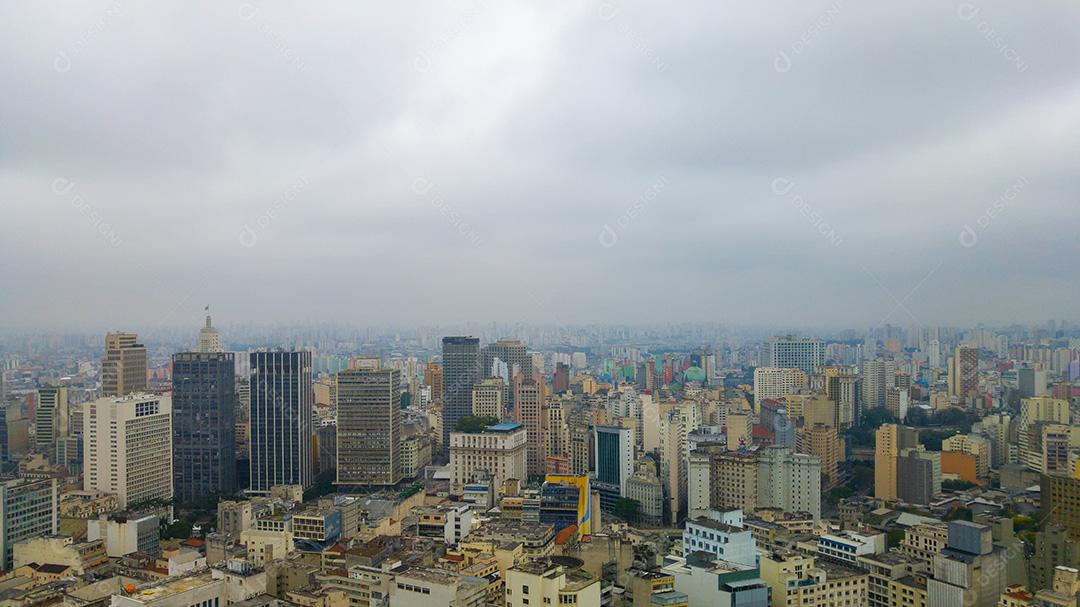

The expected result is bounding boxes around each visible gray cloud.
[1,0,1078,330]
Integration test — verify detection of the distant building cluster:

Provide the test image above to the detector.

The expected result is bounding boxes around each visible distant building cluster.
[0,319,1078,606]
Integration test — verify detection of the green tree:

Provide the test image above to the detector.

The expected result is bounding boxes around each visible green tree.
[454,416,499,433]
[613,498,641,521]
[165,520,193,540]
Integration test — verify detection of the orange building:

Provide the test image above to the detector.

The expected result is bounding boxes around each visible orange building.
[941,451,978,484]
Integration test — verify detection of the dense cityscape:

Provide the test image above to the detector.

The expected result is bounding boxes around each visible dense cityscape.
[0,318,1078,607]
[4,1,1078,606]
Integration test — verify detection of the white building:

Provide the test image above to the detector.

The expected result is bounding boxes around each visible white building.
[817,531,886,566]
[682,510,757,567]
[87,513,161,557]
[757,446,821,521]
[83,394,173,509]
[449,423,527,496]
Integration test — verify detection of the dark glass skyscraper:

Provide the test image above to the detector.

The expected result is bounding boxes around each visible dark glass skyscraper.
[172,352,237,504]
[441,337,480,451]
[249,350,313,493]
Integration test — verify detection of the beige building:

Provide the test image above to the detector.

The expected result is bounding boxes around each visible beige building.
[754,368,809,404]
[760,550,869,607]
[101,332,147,397]
[391,568,487,607]
[506,558,601,607]
[875,424,918,502]
[83,394,173,509]
[471,378,505,419]
[335,368,402,486]
[796,423,841,490]
[449,423,527,495]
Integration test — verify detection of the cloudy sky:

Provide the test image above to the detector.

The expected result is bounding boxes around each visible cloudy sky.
[1,1,1078,331]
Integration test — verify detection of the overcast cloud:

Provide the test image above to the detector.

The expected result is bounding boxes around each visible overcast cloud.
[1,1,1078,330]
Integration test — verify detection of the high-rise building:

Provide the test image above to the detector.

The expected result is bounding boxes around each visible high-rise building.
[424,362,443,405]
[514,379,544,476]
[196,308,223,353]
[927,521,1007,607]
[758,446,822,521]
[768,337,825,376]
[1042,473,1080,541]
[449,422,526,496]
[885,386,909,421]
[897,449,935,505]
[553,363,570,394]
[753,367,809,403]
[0,478,59,570]
[874,424,919,501]
[249,351,313,493]
[83,394,173,509]
[471,378,505,419]
[335,368,402,486]
[172,351,237,503]
[1018,366,1048,398]
[950,345,979,401]
[101,332,147,397]
[795,423,841,490]
[594,424,634,511]
[481,339,531,384]
[441,337,480,451]
[1018,397,1071,473]
[862,359,897,413]
[34,385,69,462]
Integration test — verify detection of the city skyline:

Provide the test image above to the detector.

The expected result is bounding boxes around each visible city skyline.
[2,1,1079,329]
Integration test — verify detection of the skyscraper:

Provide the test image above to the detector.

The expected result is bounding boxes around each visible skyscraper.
[249,351,313,492]
[83,394,173,509]
[335,368,402,486]
[441,337,480,450]
[101,332,147,397]
[172,350,237,504]
[515,378,544,476]
[768,337,825,376]
[862,359,897,413]
[874,423,919,501]
[34,385,68,462]
[950,345,979,401]
[593,424,633,511]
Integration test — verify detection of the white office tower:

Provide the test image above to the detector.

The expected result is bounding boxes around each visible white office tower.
[83,394,173,509]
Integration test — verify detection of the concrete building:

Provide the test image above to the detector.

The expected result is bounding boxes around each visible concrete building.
[759,550,869,607]
[83,394,173,509]
[662,556,769,607]
[795,423,841,490]
[392,567,487,607]
[0,477,59,570]
[949,345,979,401]
[862,359,897,413]
[683,509,757,567]
[757,447,821,521]
[335,368,402,486]
[514,379,544,476]
[874,424,919,502]
[110,572,226,607]
[942,434,990,479]
[449,422,527,496]
[35,385,69,462]
[506,557,600,607]
[926,521,1007,607]
[101,331,148,397]
[470,378,505,419]
[753,368,809,403]
[767,337,825,377]
[87,513,161,557]
[898,449,939,506]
